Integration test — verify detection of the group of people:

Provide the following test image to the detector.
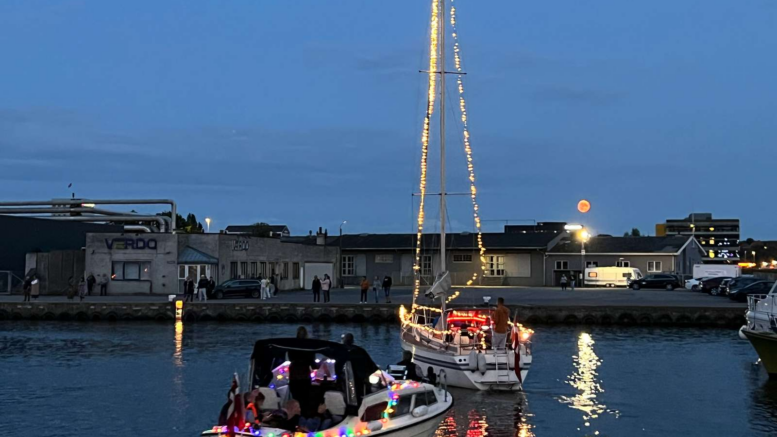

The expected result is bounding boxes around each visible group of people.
[184,275,215,302]
[359,275,393,304]
[559,274,576,291]
[65,273,109,301]
[309,274,332,302]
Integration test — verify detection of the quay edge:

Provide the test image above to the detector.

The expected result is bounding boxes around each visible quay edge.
[0,302,745,328]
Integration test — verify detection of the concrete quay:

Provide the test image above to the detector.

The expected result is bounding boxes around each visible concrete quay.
[0,287,747,327]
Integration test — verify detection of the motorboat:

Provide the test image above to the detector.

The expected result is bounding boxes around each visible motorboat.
[201,338,453,437]
[741,283,777,376]
[400,273,533,391]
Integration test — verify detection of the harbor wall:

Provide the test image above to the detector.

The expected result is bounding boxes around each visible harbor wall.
[0,301,745,327]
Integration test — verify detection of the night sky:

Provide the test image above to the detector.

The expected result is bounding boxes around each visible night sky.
[2,1,776,238]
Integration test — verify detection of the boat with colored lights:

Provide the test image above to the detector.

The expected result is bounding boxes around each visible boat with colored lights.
[399,0,534,392]
[742,287,777,376]
[201,338,453,437]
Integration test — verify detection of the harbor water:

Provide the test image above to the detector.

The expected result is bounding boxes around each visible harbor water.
[0,322,774,437]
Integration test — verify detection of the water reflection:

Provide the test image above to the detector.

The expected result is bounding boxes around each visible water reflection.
[173,321,183,367]
[435,391,535,437]
[558,332,617,435]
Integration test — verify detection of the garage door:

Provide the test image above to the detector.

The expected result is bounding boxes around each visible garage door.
[304,263,334,290]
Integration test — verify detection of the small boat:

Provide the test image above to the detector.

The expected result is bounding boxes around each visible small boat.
[201,338,453,437]
[742,286,777,376]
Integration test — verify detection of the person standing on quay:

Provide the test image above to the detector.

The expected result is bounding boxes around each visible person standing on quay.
[187,277,196,302]
[207,276,216,299]
[260,276,270,300]
[270,275,277,296]
[359,277,369,304]
[321,274,332,303]
[30,275,40,300]
[382,275,392,303]
[372,276,381,304]
[571,276,576,291]
[560,274,568,291]
[312,275,321,303]
[86,272,96,296]
[99,273,109,296]
[78,277,87,302]
[22,275,32,302]
[197,275,209,302]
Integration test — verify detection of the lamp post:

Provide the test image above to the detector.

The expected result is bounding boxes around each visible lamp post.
[205,217,211,233]
[339,220,347,288]
[753,250,756,265]
[580,228,590,286]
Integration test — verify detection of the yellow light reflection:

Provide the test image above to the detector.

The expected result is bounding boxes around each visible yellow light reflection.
[173,321,183,367]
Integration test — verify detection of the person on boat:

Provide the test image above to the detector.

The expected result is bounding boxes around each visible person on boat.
[289,327,318,415]
[560,274,568,291]
[396,350,422,381]
[359,277,369,303]
[341,332,354,348]
[299,400,341,432]
[321,274,332,303]
[492,297,510,350]
[263,399,302,431]
[382,275,392,303]
[312,275,321,302]
[426,367,437,385]
[244,390,265,427]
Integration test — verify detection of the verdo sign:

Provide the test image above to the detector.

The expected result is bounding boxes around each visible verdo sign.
[105,238,158,250]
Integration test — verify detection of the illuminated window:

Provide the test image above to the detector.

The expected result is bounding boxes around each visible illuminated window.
[485,255,505,276]
[648,261,662,272]
[555,260,569,270]
[588,272,598,278]
[342,255,355,276]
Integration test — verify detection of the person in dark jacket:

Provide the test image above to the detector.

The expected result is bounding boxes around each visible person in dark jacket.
[311,276,321,302]
[86,273,96,296]
[187,277,196,302]
[207,276,216,297]
[22,275,32,302]
[197,275,208,302]
[382,275,392,303]
[397,350,421,381]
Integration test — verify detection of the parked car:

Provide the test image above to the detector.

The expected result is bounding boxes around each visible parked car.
[723,275,760,296]
[630,274,683,290]
[685,277,711,291]
[699,276,732,295]
[209,279,262,299]
[711,278,731,296]
[728,281,775,302]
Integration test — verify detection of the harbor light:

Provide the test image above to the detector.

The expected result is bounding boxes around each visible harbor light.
[565,224,583,231]
[175,300,183,320]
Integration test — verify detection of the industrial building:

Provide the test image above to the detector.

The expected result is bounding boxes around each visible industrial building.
[656,213,740,263]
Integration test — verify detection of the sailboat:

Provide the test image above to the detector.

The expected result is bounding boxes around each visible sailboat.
[398,0,534,391]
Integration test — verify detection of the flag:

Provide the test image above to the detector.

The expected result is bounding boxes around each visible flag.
[225,373,245,437]
[511,320,522,383]
[67,183,72,188]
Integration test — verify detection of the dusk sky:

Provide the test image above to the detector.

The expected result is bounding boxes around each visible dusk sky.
[2,0,776,238]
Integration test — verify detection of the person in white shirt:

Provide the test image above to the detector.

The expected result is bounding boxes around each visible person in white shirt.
[260,277,270,299]
[321,275,332,303]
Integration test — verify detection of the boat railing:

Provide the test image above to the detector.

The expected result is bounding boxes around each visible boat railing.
[747,294,774,314]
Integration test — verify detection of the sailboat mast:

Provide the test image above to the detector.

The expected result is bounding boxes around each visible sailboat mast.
[439,0,447,274]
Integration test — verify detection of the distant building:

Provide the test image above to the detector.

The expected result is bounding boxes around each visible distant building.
[504,222,567,234]
[656,213,740,263]
[224,224,290,238]
[545,235,704,285]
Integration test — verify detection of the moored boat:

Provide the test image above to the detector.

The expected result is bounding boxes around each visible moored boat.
[742,286,777,376]
[201,338,453,437]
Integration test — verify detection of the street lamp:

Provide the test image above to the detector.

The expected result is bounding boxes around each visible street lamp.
[752,250,756,264]
[339,220,347,288]
[579,228,590,286]
[205,217,211,233]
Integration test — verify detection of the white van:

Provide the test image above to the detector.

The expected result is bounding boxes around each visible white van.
[585,266,643,287]
[692,264,740,279]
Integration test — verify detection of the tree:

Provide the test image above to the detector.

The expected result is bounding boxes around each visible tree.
[623,228,642,237]
[249,222,273,237]
[157,211,203,233]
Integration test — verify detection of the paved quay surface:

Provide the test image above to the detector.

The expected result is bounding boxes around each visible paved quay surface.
[0,286,745,309]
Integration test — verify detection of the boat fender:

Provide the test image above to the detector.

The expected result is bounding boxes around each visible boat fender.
[467,351,478,371]
[508,351,515,368]
[739,326,747,340]
[477,353,487,374]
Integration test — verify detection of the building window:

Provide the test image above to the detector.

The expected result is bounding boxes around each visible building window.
[112,261,151,281]
[293,262,300,280]
[260,262,267,278]
[282,262,289,279]
[230,262,238,279]
[420,255,433,276]
[250,262,258,278]
[616,260,631,268]
[375,254,394,263]
[453,254,472,263]
[485,255,505,276]
[240,262,248,279]
[648,261,662,272]
[554,260,569,270]
[342,255,355,276]
[586,261,598,268]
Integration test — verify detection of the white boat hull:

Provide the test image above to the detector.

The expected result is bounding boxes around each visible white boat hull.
[401,336,531,391]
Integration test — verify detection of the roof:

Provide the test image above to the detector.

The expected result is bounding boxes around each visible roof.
[548,236,695,254]
[329,232,559,250]
[178,245,219,264]
[224,224,289,234]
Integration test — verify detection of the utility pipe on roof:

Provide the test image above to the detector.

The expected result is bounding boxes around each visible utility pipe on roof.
[0,207,172,232]
[44,215,168,232]
[0,199,177,230]
[123,225,154,233]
